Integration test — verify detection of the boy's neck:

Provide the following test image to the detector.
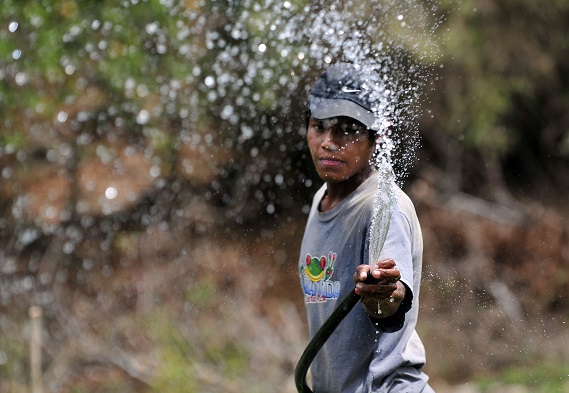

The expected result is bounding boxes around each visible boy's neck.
[320,167,374,212]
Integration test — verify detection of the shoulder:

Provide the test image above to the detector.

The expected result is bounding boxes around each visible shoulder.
[395,186,416,213]
[308,183,327,210]
[394,186,419,223]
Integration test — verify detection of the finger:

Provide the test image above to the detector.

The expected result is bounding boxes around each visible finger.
[381,268,401,282]
[374,258,395,269]
[371,267,400,282]
[353,264,371,284]
[356,282,398,298]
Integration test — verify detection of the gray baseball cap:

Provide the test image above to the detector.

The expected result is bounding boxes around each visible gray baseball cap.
[308,62,383,131]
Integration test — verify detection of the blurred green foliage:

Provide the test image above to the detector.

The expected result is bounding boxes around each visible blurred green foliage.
[185,277,217,307]
[477,362,569,392]
[0,331,28,381]
[147,309,252,393]
[148,313,200,393]
[422,0,569,198]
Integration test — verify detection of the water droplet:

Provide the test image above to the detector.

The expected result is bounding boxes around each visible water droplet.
[145,22,159,34]
[266,203,275,214]
[8,22,19,33]
[105,187,118,200]
[136,84,149,97]
[57,111,68,123]
[150,165,161,178]
[136,109,149,124]
[63,241,75,254]
[220,105,234,120]
[204,76,215,88]
[64,65,75,75]
[15,72,27,86]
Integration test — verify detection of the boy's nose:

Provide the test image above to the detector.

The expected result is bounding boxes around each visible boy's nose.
[321,130,340,151]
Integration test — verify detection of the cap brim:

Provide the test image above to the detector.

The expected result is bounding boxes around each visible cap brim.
[309,97,377,130]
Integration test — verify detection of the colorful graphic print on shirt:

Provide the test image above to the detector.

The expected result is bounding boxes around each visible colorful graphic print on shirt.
[300,251,341,303]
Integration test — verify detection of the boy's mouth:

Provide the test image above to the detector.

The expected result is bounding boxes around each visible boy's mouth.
[319,157,344,167]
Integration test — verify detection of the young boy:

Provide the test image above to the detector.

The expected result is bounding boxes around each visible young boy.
[298,62,434,392]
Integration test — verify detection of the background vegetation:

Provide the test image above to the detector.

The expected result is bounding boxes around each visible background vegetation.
[1,0,568,392]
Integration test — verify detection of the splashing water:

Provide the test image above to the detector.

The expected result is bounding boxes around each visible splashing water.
[367,71,399,267]
[275,0,441,264]
[368,158,396,267]
[278,0,443,265]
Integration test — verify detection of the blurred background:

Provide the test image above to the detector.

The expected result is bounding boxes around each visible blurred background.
[1,0,568,392]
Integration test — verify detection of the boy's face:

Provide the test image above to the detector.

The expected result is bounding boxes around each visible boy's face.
[307,116,376,184]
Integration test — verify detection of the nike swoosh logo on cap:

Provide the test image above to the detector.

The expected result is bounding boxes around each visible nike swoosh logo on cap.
[341,86,361,93]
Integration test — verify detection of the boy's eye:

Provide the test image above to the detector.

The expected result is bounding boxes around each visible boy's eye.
[310,118,368,139]
[340,124,355,133]
[339,123,365,135]
[320,118,338,129]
